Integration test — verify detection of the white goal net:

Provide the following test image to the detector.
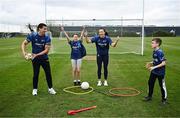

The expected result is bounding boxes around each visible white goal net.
[44,0,144,55]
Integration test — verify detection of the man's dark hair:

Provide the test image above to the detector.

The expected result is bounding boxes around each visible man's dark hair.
[37,23,47,31]
[152,38,162,46]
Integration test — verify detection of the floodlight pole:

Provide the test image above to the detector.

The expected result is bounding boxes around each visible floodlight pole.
[93,19,96,35]
[141,0,145,56]
[44,0,47,24]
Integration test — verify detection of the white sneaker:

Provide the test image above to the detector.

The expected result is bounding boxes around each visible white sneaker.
[48,88,56,95]
[97,80,102,86]
[104,80,108,86]
[32,89,37,96]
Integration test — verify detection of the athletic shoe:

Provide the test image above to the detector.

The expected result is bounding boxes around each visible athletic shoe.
[104,80,108,86]
[77,81,81,86]
[161,99,168,105]
[48,88,56,95]
[143,96,152,101]
[32,89,37,96]
[97,80,102,86]
[74,82,77,86]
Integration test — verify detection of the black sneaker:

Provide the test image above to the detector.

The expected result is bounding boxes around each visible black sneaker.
[161,99,168,105]
[143,96,152,101]
[74,82,77,86]
[77,81,81,86]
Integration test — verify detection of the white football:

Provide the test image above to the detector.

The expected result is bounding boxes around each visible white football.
[81,82,90,90]
[25,53,32,60]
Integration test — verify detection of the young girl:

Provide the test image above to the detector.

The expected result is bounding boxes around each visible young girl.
[61,26,85,86]
[85,28,119,86]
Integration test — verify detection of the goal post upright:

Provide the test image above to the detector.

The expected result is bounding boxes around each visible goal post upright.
[141,0,145,56]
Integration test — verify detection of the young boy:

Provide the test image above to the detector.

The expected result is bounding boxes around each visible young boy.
[144,38,167,105]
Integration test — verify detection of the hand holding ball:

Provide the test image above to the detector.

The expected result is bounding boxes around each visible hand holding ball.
[146,62,153,69]
[25,53,33,60]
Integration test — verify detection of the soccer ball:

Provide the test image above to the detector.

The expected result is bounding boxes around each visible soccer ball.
[25,53,33,60]
[81,82,89,90]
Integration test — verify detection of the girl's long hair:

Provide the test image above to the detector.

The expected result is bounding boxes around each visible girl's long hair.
[99,27,109,36]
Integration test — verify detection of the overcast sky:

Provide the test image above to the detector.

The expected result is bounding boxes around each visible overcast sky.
[0,0,179,26]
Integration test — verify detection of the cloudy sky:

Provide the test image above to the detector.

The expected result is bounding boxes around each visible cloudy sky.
[0,0,179,26]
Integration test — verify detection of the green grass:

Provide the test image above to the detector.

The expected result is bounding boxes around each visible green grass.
[52,37,142,54]
[0,37,180,117]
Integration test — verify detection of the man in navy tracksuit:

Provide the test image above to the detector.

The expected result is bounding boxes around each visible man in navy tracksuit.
[21,23,56,96]
[144,38,167,105]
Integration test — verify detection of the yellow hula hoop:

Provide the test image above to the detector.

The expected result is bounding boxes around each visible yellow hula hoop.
[63,86,94,95]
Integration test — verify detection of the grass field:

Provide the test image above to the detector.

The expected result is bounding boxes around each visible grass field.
[0,37,180,117]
